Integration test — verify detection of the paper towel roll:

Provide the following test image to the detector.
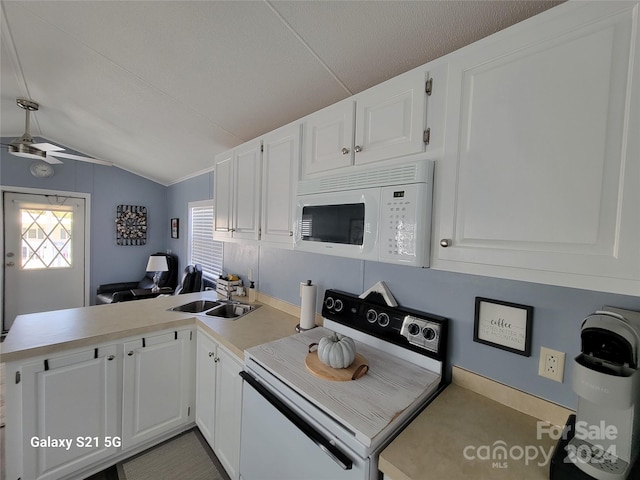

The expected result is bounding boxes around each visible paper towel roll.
[299,280,317,330]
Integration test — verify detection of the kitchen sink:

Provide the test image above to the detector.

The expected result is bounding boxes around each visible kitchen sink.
[169,300,220,313]
[205,303,259,319]
[169,300,260,320]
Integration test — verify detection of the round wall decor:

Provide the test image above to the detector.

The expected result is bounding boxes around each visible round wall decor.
[116,205,147,245]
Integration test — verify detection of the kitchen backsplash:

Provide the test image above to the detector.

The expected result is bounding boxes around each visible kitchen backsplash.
[223,242,640,409]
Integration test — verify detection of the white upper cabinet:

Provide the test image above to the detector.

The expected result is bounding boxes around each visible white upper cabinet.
[213,151,234,239]
[432,1,640,295]
[354,67,429,166]
[261,123,301,245]
[303,100,355,176]
[302,67,431,177]
[214,140,262,241]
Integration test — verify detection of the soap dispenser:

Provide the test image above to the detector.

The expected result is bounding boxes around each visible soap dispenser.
[248,281,257,303]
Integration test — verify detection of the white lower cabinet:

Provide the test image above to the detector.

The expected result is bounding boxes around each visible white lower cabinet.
[122,328,194,449]
[20,345,121,480]
[195,328,243,480]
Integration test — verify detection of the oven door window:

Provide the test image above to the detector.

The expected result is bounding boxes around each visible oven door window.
[301,203,365,245]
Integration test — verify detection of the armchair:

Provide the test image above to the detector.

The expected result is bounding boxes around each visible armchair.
[95,252,178,304]
[175,264,203,295]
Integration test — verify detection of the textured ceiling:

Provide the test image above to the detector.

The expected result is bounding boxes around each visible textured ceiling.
[1,0,562,185]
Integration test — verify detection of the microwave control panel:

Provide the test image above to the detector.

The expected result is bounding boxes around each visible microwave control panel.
[379,183,430,266]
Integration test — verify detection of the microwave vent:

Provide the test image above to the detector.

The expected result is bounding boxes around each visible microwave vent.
[298,159,432,195]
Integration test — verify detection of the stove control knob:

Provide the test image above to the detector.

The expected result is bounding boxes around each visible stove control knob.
[377,313,390,327]
[334,299,344,312]
[407,323,420,336]
[325,297,335,310]
[366,309,378,323]
[423,327,436,340]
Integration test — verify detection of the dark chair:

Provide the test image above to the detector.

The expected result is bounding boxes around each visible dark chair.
[96,253,178,304]
[175,264,203,295]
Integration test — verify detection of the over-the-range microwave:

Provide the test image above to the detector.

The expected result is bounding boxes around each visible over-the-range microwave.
[294,158,434,266]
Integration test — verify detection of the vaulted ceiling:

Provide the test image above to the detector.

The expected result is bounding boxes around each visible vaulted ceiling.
[1,0,561,185]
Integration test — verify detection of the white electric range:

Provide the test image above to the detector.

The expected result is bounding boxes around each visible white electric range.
[239,289,449,480]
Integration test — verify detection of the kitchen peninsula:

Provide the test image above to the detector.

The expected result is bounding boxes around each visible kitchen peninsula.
[1,291,300,480]
[2,291,574,480]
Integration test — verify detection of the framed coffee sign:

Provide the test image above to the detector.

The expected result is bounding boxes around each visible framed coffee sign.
[473,297,533,356]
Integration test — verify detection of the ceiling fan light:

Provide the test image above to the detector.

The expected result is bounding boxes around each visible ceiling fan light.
[8,142,47,159]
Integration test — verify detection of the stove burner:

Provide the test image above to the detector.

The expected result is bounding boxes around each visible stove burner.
[322,289,448,361]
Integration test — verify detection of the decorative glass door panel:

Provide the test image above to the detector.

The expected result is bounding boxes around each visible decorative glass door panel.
[21,208,73,269]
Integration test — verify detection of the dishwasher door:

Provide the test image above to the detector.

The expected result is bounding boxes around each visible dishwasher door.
[239,371,371,480]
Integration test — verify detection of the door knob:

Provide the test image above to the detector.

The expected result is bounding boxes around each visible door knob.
[440,239,452,248]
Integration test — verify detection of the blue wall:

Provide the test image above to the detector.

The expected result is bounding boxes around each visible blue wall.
[1,137,168,302]
[166,172,213,274]
[222,231,640,410]
[4,147,640,410]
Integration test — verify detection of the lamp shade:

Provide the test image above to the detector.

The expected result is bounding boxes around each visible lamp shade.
[146,255,168,272]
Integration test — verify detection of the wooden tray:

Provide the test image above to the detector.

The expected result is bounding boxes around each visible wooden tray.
[305,350,369,381]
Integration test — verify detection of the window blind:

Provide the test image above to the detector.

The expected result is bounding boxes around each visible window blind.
[189,201,223,280]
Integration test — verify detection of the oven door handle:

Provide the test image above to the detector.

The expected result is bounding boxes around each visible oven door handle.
[240,371,354,470]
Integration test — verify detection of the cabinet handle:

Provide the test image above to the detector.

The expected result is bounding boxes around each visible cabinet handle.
[289,231,293,236]
[440,239,452,248]
[341,147,350,155]
[214,357,220,363]
[354,145,362,153]
[107,355,115,361]
[127,351,134,356]
[208,352,214,357]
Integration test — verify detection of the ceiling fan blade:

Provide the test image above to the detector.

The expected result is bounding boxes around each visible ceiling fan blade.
[42,155,64,165]
[31,142,65,152]
[48,151,113,166]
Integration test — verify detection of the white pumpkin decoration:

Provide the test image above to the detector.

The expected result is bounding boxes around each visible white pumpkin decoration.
[317,333,356,369]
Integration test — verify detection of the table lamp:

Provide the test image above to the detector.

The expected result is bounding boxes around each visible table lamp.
[146,255,169,293]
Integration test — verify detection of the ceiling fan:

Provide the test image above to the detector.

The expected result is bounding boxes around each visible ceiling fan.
[2,98,112,166]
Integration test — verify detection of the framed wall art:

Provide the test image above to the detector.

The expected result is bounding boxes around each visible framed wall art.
[116,205,147,246]
[473,297,533,356]
[171,218,179,239]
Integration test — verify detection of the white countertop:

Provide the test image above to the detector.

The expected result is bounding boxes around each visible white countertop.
[0,291,300,363]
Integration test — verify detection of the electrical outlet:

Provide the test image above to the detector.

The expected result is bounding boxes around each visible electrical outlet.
[538,346,565,382]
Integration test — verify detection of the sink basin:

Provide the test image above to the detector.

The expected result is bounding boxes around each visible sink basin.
[205,303,260,319]
[169,300,220,313]
[169,299,260,320]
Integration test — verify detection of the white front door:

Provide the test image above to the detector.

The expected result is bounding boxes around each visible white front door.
[3,191,86,331]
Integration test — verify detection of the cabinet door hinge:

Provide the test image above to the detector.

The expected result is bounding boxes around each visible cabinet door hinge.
[426,78,433,96]
[190,330,193,341]
[423,128,431,145]
[188,406,191,417]
[15,371,21,384]
[261,145,264,153]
